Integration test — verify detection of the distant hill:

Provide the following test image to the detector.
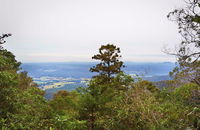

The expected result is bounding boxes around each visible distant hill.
[21,62,175,98]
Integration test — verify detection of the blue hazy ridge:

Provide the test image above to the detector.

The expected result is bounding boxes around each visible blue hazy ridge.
[21,62,175,99]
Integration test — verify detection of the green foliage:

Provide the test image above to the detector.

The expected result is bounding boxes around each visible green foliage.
[50,90,80,116]
[0,49,21,71]
[135,80,159,93]
[0,34,21,72]
[77,44,129,129]
[78,72,134,130]
[0,34,199,130]
[112,72,134,90]
[2,87,54,129]
[53,115,87,130]
[0,34,54,129]
[49,90,87,129]
[100,81,160,130]
[90,44,124,81]
[156,83,200,129]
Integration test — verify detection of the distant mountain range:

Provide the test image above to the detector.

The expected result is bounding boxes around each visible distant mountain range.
[21,62,175,98]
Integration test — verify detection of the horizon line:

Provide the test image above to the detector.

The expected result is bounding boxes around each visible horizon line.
[21,61,176,64]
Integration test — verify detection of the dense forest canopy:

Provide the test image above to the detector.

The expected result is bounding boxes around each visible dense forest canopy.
[0,0,200,130]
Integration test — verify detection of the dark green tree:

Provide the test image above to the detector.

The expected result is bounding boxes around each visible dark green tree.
[0,34,20,118]
[0,34,55,129]
[78,44,133,130]
[0,34,20,71]
[90,44,125,81]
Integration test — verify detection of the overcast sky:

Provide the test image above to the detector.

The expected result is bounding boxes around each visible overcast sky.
[0,0,184,62]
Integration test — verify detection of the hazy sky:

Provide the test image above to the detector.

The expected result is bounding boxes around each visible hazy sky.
[0,0,184,62]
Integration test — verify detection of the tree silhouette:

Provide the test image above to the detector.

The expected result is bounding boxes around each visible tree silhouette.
[0,33,11,45]
[90,44,125,81]
[167,0,200,85]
